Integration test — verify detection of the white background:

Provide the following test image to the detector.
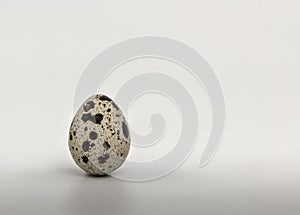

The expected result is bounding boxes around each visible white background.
[0,1,300,214]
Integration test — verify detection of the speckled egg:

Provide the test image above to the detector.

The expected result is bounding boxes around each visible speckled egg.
[68,94,130,175]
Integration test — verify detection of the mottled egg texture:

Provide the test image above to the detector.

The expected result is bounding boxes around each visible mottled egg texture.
[68,94,130,175]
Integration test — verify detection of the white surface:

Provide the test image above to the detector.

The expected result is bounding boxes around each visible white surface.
[0,1,300,214]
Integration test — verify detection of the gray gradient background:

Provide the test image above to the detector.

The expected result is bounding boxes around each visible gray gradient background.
[0,1,300,215]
